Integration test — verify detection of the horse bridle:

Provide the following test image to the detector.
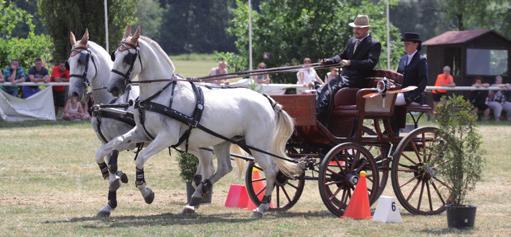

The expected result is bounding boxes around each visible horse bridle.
[68,46,103,91]
[110,41,143,84]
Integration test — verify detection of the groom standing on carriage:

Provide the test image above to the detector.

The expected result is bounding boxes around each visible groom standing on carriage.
[317,14,381,123]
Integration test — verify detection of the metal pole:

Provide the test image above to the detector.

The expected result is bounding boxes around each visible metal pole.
[386,0,391,70]
[104,0,109,52]
[248,0,253,71]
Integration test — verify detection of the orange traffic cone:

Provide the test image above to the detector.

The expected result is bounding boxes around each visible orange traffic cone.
[342,171,371,220]
[246,169,274,210]
[224,184,249,208]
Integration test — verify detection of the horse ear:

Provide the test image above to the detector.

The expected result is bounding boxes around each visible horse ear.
[79,28,89,46]
[131,26,141,45]
[69,32,77,46]
[123,25,132,39]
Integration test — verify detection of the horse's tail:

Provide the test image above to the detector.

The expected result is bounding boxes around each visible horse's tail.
[271,101,303,177]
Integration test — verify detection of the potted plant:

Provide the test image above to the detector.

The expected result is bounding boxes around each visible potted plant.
[177,152,212,204]
[433,95,484,229]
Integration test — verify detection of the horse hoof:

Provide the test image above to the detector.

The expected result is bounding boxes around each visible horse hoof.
[143,188,155,204]
[251,211,263,219]
[96,210,111,218]
[182,205,196,215]
[189,196,202,207]
[109,178,121,191]
[117,171,129,183]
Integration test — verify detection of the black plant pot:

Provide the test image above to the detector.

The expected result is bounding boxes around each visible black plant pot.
[185,181,213,204]
[447,205,477,228]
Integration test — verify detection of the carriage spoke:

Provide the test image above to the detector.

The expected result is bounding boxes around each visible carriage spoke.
[432,176,452,190]
[411,142,423,163]
[281,186,292,203]
[276,185,280,207]
[406,180,420,202]
[426,181,433,211]
[252,177,266,183]
[329,187,343,201]
[287,182,299,190]
[417,181,425,210]
[431,180,446,205]
[255,186,267,197]
[399,176,417,188]
[366,176,373,182]
[335,159,345,171]
[401,153,418,165]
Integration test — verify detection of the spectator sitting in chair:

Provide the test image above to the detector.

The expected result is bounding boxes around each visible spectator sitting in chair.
[50,61,70,118]
[297,57,324,89]
[63,94,90,121]
[209,58,229,85]
[324,67,339,84]
[24,58,50,98]
[469,77,490,120]
[2,59,25,97]
[253,62,271,84]
[432,65,455,112]
[486,75,511,121]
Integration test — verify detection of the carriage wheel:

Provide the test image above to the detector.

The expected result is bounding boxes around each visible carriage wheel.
[318,142,379,217]
[362,126,388,198]
[391,127,452,215]
[245,161,305,211]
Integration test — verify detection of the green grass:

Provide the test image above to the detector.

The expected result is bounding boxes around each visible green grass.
[0,120,510,236]
[170,54,218,77]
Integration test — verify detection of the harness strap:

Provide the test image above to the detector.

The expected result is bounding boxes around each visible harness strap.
[95,115,108,143]
[94,109,136,127]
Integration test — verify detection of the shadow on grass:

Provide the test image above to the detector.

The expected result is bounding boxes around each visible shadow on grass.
[43,210,333,228]
[419,227,475,235]
[0,120,89,129]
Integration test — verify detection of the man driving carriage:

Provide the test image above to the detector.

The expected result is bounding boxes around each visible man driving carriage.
[317,14,381,123]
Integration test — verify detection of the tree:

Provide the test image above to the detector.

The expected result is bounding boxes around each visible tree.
[0,0,53,68]
[37,0,137,62]
[136,0,164,40]
[158,0,236,54]
[227,0,404,83]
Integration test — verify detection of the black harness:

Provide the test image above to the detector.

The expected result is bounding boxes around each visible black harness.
[134,79,205,152]
[68,47,104,91]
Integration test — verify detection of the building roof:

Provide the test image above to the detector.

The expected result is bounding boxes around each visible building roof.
[423,29,510,46]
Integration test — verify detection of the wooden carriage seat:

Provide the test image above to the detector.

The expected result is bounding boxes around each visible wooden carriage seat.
[330,88,397,138]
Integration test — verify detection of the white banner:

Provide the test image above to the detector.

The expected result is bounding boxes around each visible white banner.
[0,87,56,121]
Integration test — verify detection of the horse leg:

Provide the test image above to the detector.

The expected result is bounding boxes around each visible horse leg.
[134,132,176,204]
[190,142,233,206]
[250,152,278,218]
[182,148,215,214]
[95,129,146,217]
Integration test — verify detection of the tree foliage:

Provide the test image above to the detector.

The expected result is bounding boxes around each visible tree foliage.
[37,0,137,62]
[433,95,484,205]
[0,0,53,68]
[158,0,236,54]
[136,0,164,40]
[227,0,404,83]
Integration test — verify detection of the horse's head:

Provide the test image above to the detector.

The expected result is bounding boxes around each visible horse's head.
[67,30,97,99]
[108,26,142,97]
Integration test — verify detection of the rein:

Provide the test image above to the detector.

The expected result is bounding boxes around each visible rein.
[125,63,342,85]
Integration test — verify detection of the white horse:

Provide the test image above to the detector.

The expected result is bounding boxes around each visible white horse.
[98,26,303,218]
[67,30,140,217]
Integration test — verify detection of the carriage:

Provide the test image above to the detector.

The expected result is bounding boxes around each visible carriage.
[242,70,451,217]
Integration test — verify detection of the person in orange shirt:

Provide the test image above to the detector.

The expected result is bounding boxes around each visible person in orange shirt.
[432,65,455,110]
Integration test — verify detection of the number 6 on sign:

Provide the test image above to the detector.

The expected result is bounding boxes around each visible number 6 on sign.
[372,196,403,223]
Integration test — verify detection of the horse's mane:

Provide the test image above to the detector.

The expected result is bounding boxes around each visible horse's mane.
[87,41,112,66]
[139,35,175,73]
